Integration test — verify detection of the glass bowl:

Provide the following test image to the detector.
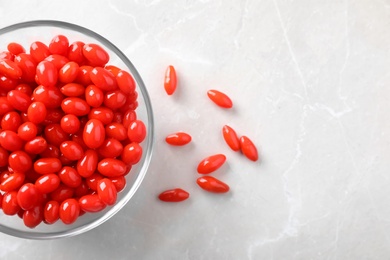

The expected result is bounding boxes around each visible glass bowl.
[0,20,154,239]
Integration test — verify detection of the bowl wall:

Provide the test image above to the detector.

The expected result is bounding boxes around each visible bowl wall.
[0,20,154,239]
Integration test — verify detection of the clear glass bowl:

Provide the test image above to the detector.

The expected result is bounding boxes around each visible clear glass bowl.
[0,20,154,239]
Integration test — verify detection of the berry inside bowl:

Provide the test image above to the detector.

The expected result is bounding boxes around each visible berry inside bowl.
[0,20,154,239]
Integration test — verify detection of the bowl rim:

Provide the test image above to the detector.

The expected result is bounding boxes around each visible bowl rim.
[0,20,154,239]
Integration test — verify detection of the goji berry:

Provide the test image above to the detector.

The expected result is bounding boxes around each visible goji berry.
[158,188,189,202]
[196,176,229,193]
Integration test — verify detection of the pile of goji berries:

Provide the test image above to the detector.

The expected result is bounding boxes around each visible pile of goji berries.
[158,65,258,202]
[0,35,145,227]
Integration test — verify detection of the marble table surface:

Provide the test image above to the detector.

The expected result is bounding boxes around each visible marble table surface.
[0,0,389,259]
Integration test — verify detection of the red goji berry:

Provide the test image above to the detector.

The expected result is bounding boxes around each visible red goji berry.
[196,176,229,193]
[222,125,240,151]
[158,188,189,202]
[165,132,192,146]
[207,89,233,108]
[197,154,226,174]
[240,136,258,161]
[164,65,177,95]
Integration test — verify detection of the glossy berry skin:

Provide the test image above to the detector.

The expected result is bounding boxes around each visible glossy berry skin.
[0,51,13,60]
[32,85,63,109]
[60,114,80,134]
[35,174,61,194]
[61,97,90,116]
[17,183,41,210]
[207,89,233,108]
[105,65,121,76]
[36,60,58,87]
[97,158,127,177]
[222,125,240,151]
[0,59,22,79]
[59,62,79,83]
[165,132,191,146]
[158,188,189,202]
[105,123,127,141]
[122,109,136,128]
[7,89,31,112]
[67,41,85,64]
[116,70,136,94]
[23,205,43,228]
[86,173,103,190]
[34,158,62,174]
[97,178,117,205]
[2,191,21,215]
[60,83,85,97]
[16,83,33,96]
[76,149,98,178]
[196,176,230,193]
[164,65,177,95]
[1,111,22,131]
[127,120,146,143]
[85,84,104,108]
[110,176,126,192]
[44,55,69,70]
[27,101,47,124]
[76,65,93,85]
[17,122,38,141]
[43,200,59,224]
[44,124,69,147]
[103,90,127,110]
[8,151,32,173]
[83,119,105,149]
[59,198,80,224]
[24,137,47,154]
[240,136,258,161]
[197,154,226,174]
[88,107,114,125]
[49,35,69,56]
[90,67,117,91]
[82,43,109,67]
[58,166,82,188]
[60,141,84,161]
[50,184,74,203]
[14,53,36,82]
[0,75,18,91]
[98,138,123,158]
[121,142,142,165]
[79,194,106,213]
[0,171,12,184]
[0,172,25,192]
[0,130,23,151]
[0,96,13,115]
[7,42,25,55]
[0,147,8,167]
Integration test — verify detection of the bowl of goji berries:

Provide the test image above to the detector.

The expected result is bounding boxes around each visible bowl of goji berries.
[0,20,154,239]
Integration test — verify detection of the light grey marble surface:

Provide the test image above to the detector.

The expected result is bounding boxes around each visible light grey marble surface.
[0,0,389,259]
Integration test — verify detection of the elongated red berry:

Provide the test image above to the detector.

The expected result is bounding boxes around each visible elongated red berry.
[164,65,177,95]
[240,136,258,161]
[197,154,226,174]
[196,176,229,193]
[222,125,240,151]
[158,188,189,202]
[207,89,232,108]
[165,132,191,146]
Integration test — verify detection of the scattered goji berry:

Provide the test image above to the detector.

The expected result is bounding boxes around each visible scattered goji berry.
[158,188,189,202]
